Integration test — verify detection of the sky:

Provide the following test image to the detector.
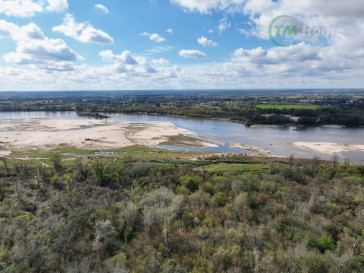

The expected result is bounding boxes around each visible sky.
[0,0,364,91]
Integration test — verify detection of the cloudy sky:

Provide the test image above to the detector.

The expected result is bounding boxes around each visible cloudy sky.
[0,0,364,91]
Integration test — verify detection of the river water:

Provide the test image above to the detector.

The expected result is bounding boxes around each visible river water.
[1,111,363,163]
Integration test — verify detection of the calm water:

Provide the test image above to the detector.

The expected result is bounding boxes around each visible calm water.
[1,111,363,163]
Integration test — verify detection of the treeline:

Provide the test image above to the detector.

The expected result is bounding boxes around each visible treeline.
[256,105,364,127]
[0,154,363,272]
[0,92,364,127]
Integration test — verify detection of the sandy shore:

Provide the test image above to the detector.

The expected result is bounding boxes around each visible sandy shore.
[229,142,271,153]
[0,119,216,154]
[285,141,364,154]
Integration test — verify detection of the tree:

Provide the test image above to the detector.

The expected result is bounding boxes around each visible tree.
[139,187,183,228]
[332,153,340,169]
[289,154,295,169]
[0,157,9,175]
[92,160,112,187]
[315,234,335,253]
[50,153,63,173]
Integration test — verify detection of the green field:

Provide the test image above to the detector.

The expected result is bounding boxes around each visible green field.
[256,104,322,110]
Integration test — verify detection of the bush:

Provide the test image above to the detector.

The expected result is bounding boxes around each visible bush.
[314,234,335,253]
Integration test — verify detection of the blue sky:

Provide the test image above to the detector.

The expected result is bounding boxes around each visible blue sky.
[1,0,364,90]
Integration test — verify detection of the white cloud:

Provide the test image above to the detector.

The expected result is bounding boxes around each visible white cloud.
[170,0,245,14]
[99,50,138,65]
[99,50,157,74]
[179,49,206,59]
[150,33,166,42]
[140,32,166,42]
[0,0,43,17]
[4,38,81,65]
[0,20,44,41]
[236,0,364,79]
[95,4,109,14]
[1,20,81,73]
[53,14,114,44]
[166,28,173,34]
[217,16,231,33]
[0,0,68,17]
[152,58,170,65]
[208,29,214,33]
[197,36,218,47]
[46,0,68,12]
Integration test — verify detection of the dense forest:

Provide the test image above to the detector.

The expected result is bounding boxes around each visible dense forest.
[0,152,363,272]
[0,90,363,127]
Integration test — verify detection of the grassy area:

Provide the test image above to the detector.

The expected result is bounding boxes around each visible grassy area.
[8,145,211,164]
[201,163,270,174]
[256,104,322,110]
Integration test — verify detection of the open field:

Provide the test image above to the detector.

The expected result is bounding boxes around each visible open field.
[256,104,322,110]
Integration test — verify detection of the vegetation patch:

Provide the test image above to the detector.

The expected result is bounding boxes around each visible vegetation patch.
[160,134,208,148]
[0,151,362,272]
[256,104,322,110]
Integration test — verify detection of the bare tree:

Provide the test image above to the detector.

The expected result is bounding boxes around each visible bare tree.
[332,153,340,169]
[344,157,350,167]
[289,154,294,169]
[311,155,320,174]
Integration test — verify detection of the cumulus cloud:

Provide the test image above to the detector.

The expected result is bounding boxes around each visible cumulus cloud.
[1,20,81,73]
[0,0,68,17]
[46,0,68,12]
[99,50,138,65]
[166,28,173,34]
[0,0,43,17]
[197,36,218,47]
[0,20,44,40]
[4,38,81,65]
[53,13,114,44]
[150,33,166,42]
[140,32,166,42]
[95,4,109,14]
[232,43,320,67]
[99,50,157,74]
[152,58,170,65]
[237,0,364,76]
[170,0,245,14]
[179,49,206,59]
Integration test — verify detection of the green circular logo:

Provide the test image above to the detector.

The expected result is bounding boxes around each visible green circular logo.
[268,15,299,47]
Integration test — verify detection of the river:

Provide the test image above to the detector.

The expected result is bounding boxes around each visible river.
[1,111,363,163]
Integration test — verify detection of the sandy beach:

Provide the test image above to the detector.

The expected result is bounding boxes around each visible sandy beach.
[0,119,215,154]
[285,141,364,154]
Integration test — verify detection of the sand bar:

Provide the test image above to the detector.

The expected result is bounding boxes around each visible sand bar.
[0,119,216,154]
[285,141,364,154]
[229,142,271,154]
